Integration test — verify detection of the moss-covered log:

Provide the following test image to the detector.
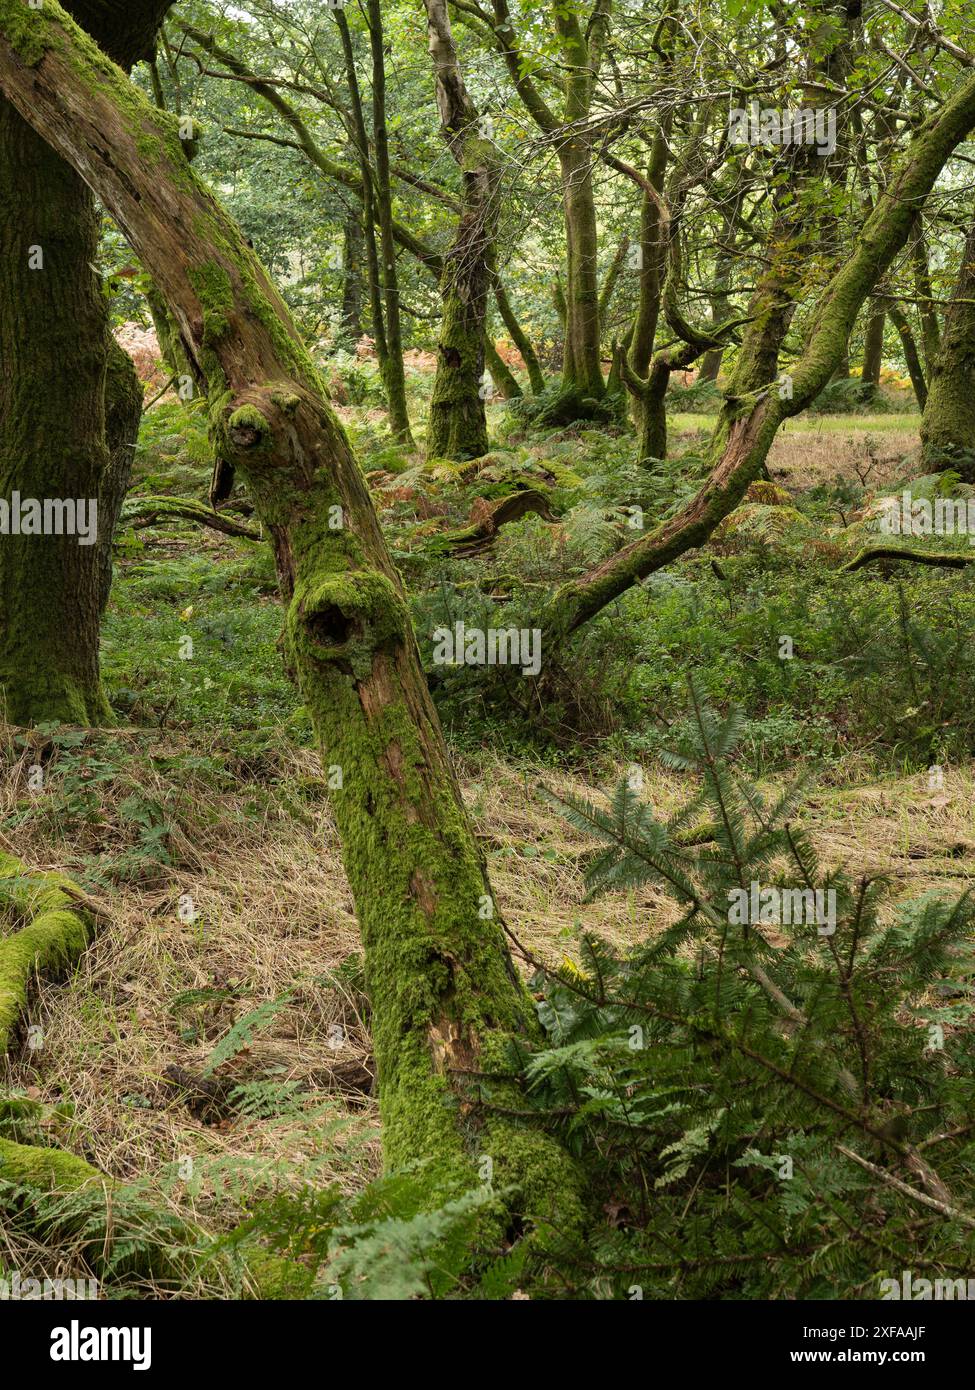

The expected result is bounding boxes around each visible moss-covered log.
[0,0,583,1245]
[0,852,94,1052]
[840,546,975,572]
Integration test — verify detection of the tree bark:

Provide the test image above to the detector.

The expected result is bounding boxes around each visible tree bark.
[0,0,582,1235]
[366,0,414,448]
[492,277,545,394]
[99,338,144,613]
[423,0,498,461]
[488,0,610,419]
[920,213,975,476]
[861,299,885,388]
[339,204,364,345]
[333,11,390,386]
[0,0,168,726]
[0,99,110,724]
[885,298,927,408]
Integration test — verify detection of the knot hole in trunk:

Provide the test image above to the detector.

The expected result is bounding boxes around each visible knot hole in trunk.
[306,605,357,647]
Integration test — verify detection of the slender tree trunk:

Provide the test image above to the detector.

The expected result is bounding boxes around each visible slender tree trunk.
[423,0,498,461]
[909,215,942,373]
[367,0,414,447]
[484,335,521,400]
[339,204,364,345]
[556,141,605,406]
[861,299,885,387]
[699,207,741,384]
[492,276,545,394]
[0,0,582,1237]
[99,339,144,613]
[627,130,670,381]
[920,213,975,475]
[334,11,391,388]
[885,298,927,408]
[540,2,612,419]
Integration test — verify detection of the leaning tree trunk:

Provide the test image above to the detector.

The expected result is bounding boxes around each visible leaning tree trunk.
[0,0,582,1242]
[920,213,975,477]
[0,0,168,727]
[885,298,927,408]
[423,0,499,461]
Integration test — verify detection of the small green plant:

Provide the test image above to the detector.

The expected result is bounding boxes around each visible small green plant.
[461,683,975,1298]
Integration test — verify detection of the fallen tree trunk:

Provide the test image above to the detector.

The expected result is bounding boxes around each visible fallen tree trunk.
[0,0,581,1242]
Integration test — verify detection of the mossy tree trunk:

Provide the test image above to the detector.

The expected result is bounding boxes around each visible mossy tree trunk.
[492,276,545,394]
[423,0,498,461]
[909,214,942,373]
[334,10,391,391]
[487,0,610,420]
[0,0,582,1236]
[99,338,144,612]
[920,214,975,476]
[0,0,167,727]
[886,298,927,408]
[340,204,365,345]
[861,299,885,387]
[0,100,111,724]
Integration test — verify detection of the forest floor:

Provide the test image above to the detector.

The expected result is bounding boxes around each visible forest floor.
[4,384,974,1288]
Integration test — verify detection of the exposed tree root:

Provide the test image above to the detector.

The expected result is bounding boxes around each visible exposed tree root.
[120,495,261,540]
[841,546,975,572]
[426,488,557,556]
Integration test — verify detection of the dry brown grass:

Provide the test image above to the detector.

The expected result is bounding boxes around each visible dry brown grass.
[3,725,974,1274]
[767,421,920,491]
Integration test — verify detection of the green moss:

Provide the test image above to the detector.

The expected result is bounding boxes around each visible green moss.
[0,0,52,65]
[228,403,271,436]
[188,261,234,347]
[0,1135,101,1189]
[0,858,92,1052]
